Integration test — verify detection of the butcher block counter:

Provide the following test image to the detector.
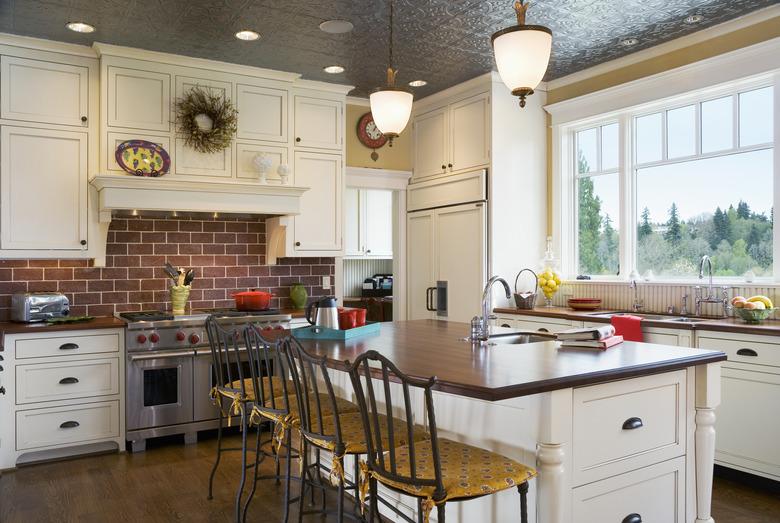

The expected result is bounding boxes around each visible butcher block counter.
[291,320,725,523]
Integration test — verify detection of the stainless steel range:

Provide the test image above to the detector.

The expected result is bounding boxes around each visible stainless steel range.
[119,309,291,452]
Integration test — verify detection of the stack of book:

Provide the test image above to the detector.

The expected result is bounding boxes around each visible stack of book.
[557,325,623,350]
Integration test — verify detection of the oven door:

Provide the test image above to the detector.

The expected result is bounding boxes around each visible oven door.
[127,350,194,431]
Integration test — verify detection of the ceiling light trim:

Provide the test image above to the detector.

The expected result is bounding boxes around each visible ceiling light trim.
[66,21,95,33]
[235,30,260,41]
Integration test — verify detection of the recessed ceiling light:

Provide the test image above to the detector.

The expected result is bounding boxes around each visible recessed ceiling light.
[235,30,260,41]
[620,37,639,47]
[408,80,427,87]
[684,14,704,24]
[66,21,95,33]
[319,20,354,34]
[323,65,345,74]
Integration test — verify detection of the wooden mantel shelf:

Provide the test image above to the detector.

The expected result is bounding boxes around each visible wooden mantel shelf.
[88,174,309,266]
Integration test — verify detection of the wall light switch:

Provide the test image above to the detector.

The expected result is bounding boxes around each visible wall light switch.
[322,276,331,290]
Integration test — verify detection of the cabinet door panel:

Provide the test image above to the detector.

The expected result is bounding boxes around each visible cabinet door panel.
[1,127,87,251]
[294,96,342,150]
[435,203,486,323]
[364,189,393,257]
[407,210,435,320]
[107,66,170,131]
[174,138,230,177]
[1,56,88,127]
[237,84,287,143]
[344,187,362,256]
[293,151,342,251]
[449,93,489,172]
[235,142,287,182]
[412,108,447,181]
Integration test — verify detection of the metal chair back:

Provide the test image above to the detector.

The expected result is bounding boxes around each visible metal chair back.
[243,323,292,417]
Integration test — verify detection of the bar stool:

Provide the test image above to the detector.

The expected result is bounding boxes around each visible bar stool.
[347,349,537,523]
[280,336,429,522]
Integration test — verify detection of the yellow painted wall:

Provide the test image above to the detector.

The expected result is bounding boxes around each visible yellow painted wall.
[545,15,780,233]
[345,104,412,171]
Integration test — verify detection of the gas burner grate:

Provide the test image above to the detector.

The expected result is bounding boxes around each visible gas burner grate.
[119,311,175,322]
[197,308,281,317]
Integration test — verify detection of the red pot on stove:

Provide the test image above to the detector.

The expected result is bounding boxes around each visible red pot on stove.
[233,289,273,311]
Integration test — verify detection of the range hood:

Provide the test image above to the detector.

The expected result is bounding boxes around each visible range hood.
[89,175,308,266]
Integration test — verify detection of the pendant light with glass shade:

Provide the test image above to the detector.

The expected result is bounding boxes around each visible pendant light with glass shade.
[369,0,413,146]
[491,0,552,108]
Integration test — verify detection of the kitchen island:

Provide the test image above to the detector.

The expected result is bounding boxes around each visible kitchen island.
[291,319,726,523]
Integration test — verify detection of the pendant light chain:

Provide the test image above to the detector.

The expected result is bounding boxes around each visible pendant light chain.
[388,0,394,77]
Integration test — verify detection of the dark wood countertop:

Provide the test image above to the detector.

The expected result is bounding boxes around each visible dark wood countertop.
[291,320,725,402]
[0,316,127,350]
[494,306,780,336]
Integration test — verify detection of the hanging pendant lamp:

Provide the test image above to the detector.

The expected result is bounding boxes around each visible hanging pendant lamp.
[369,0,413,146]
[491,0,552,108]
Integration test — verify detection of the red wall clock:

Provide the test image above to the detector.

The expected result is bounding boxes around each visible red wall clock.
[356,112,388,150]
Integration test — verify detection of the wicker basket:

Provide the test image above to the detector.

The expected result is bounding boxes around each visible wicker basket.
[513,269,538,310]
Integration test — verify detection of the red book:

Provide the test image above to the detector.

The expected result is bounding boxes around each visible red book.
[559,335,624,351]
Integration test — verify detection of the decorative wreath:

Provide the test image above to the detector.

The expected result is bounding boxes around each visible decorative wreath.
[175,85,238,154]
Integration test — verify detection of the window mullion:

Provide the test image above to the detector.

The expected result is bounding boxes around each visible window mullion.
[619,113,634,280]
[773,76,780,281]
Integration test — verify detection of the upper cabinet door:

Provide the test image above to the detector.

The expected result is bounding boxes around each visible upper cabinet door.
[107,66,171,131]
[449,93,489,173]
[344,187,363,256]
[237,84,288,143]
[293,151,342,252]
[1,56,89,127]
[413,108,448,181]
[364,189,393,257]
[1,126,87,251]
[294,96,342,150]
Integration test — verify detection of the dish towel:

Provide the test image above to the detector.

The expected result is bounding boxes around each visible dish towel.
[611,315,644,342]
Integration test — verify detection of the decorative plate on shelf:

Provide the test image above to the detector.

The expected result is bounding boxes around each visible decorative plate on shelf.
[115,140,171,177]
[356,112,388,149]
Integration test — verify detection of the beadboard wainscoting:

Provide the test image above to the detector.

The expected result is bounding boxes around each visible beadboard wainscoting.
[554,281,778,318]
[0,213,334,320]
[343,258,393,297]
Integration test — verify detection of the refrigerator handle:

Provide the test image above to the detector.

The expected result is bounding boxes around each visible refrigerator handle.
[425,287,436,312]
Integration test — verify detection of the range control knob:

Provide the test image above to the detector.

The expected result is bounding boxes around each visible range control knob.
[189,333,200,344]
[136,334,147,344]
[262,325,273,332]
[149,333,160,343]
[274,325,285,330]
[176,331,186,342]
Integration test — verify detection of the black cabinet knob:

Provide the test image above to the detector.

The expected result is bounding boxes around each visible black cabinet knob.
[622,417,644,430]
[538,328,549,333]
[295,241,301,247]
[366,249,371,253]
[80,240,87,246]
[0,386,5,395]
[60,421,80,429]
[441,165,446,170]
[448,163,453,168]
[736,348,758,357]
[59,377,79,385]
[59,343,79,351]
[296,137,301,142]
[81,116,87,122]
[622,514,642,523]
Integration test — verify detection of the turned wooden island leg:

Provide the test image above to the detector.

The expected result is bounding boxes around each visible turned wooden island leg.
[695,363,722,523]
[537,388,573,523]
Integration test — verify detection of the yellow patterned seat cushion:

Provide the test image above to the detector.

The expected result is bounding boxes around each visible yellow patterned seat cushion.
[227,377,294,402]
[305,411,429,455]
[372,438,536,503]
[255,393,360,427]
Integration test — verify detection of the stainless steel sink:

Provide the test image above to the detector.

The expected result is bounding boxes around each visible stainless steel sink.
[585,311,706,322]
[488,331,557,345]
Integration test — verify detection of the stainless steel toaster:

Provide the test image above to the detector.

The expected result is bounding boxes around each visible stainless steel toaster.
[11,292,70,322]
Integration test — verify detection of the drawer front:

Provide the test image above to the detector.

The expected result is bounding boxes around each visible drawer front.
[697,335,780,368]
[16,400,120,451]
[514,316,573,334]
[573,456,685,523]
[16,357,119,405]
[15,332,120,359]
[573,370,686,485]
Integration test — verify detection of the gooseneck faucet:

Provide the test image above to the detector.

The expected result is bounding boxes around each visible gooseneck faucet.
[471,276,512,343]
[695,254,731,317]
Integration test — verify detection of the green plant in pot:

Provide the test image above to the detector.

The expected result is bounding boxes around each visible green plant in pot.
[290,283,308,310]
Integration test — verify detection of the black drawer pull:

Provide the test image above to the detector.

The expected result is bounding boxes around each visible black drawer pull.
[59,343,79,351]
[622,417,644,430]
[622,514,642,523]
[60,421,80,429]
[59,377,79,385]
[736,348,758,357]
[538,328,549,333]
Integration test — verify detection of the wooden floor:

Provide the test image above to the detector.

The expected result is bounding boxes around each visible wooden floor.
[1,431,778,522]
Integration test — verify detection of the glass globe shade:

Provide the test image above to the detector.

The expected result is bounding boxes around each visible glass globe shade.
[492,27,552,95]
[369,89,414,137]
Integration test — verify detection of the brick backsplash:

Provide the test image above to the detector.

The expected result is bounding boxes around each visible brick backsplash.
[0,214,334,321]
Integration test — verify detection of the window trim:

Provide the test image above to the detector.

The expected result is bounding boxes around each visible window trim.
[554,73,778,284]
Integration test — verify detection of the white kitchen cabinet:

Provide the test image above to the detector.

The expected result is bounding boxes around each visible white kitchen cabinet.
[412,92,489,183]
[294,95,342,150]
[515,314,578,334]
[235,142,288,182]
[345,188,393,258]
[1,56,89,128]
[106,66,170,131]
[236,84,288,143]
[1,126,88,252]
[407,210,436,320]
[293,150,342,252]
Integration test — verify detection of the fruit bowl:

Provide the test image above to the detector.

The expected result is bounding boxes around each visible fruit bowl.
[733,307,777,324]
[568,298,602,311]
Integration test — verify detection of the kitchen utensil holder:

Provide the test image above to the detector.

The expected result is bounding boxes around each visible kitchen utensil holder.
[170,285,191,315]
[513,268,538,310]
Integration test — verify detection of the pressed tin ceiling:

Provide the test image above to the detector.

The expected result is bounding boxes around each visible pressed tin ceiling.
[0,0,775,98]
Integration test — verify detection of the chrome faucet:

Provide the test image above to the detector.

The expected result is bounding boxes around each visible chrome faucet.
[629,278,643,312]
[694,255,731,317]
[470,276,512,343]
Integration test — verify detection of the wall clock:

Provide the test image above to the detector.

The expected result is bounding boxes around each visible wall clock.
[356,112,388,161]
